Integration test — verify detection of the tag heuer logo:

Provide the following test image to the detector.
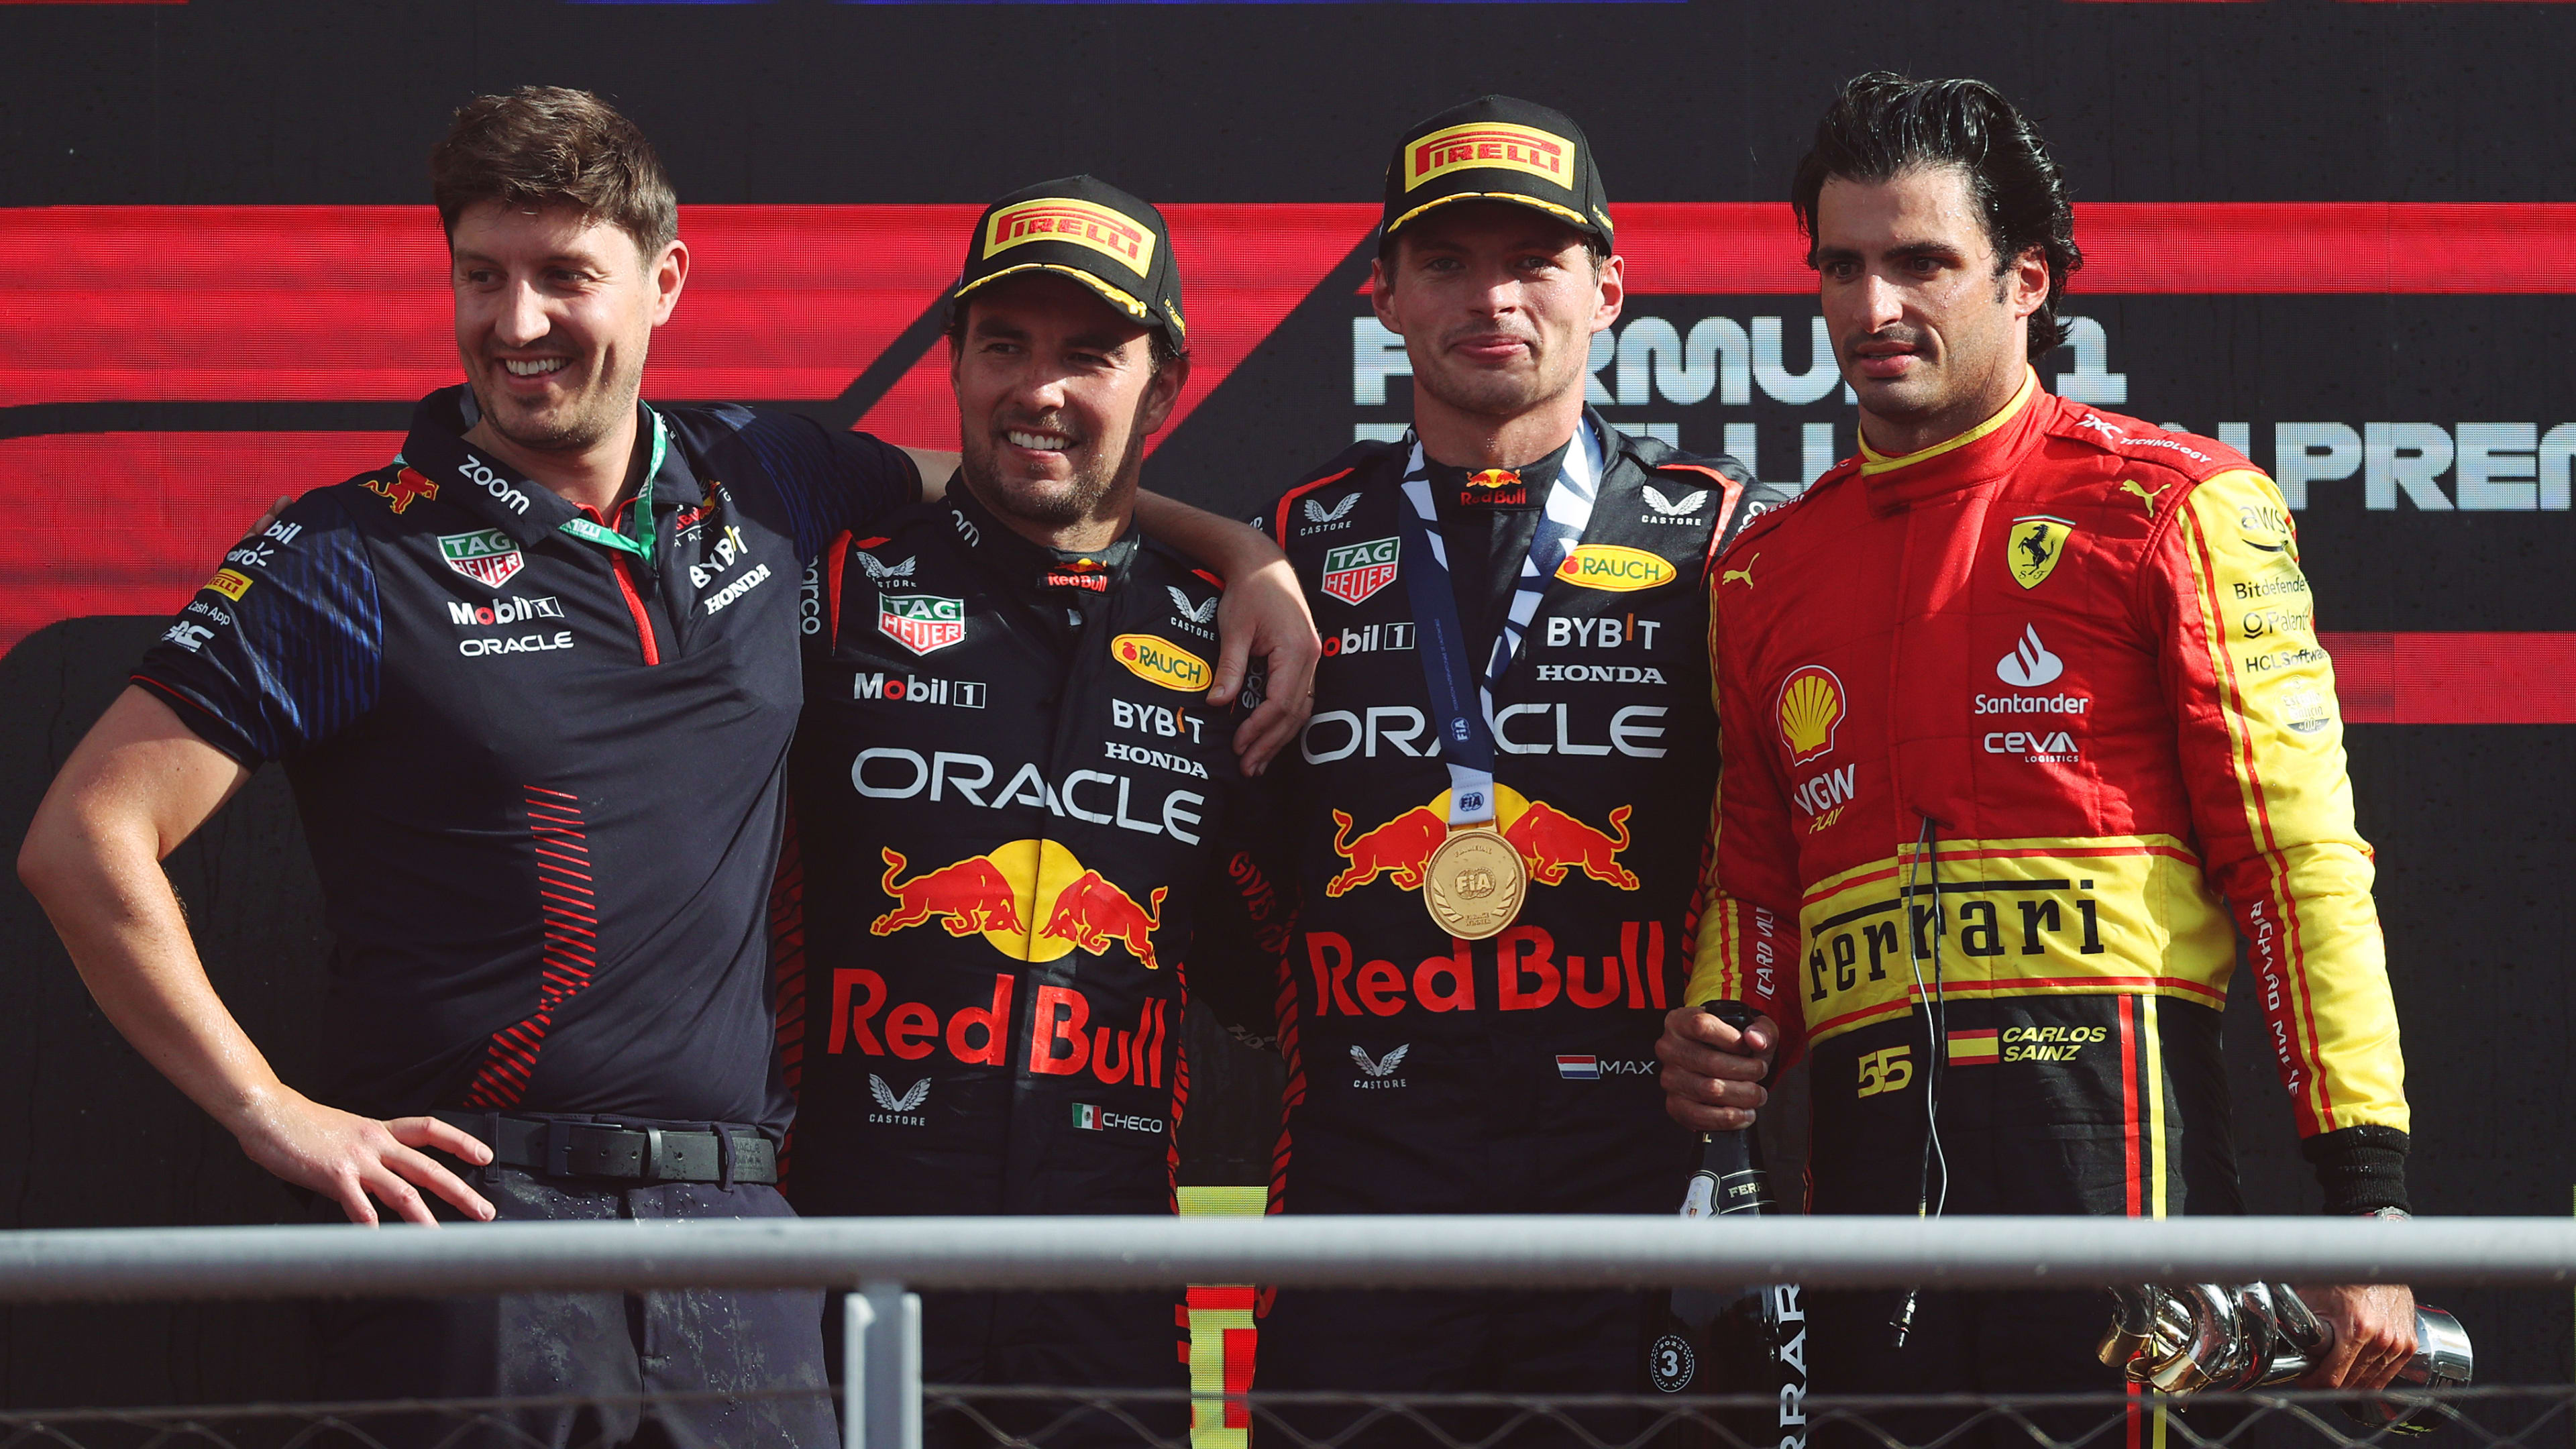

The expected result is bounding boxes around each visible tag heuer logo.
[438,529,525,590]
[1320,537,1399,606]
[879,594,967,655]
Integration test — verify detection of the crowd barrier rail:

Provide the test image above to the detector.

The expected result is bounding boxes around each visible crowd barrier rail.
[0,1214,2567,1449]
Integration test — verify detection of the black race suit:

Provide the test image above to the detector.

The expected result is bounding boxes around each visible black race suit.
[1247,416,1785,1439]
[131,386,920,1446]
[782,484,1285,1448]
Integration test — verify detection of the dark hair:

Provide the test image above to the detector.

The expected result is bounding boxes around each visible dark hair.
[430,87,678,258]
[944,295,1186,373]
[1790,72,2081,355]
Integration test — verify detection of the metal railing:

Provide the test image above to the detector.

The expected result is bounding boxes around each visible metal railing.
[0,1215,2566,1448]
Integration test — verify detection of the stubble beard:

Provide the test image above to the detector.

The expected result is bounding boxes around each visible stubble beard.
[1415,342,1579,423]
[963,411,1146,530]
[474,350,641,458]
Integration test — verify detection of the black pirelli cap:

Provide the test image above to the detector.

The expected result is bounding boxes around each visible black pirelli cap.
[1381,96,1613,248]
[953,175,1185,343]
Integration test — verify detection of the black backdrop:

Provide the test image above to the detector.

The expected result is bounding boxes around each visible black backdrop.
[0,0,2570,1413]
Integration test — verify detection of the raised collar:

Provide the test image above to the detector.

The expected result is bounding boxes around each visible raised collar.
[1856,368,2045,510]
[396,386,693,547]
[944,476,1141,600]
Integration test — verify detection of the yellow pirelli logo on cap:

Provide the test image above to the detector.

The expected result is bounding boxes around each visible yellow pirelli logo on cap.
[983,199,1155,279]
[1405,122,1574,191]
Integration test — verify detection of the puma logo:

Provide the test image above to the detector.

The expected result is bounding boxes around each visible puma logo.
[2121,480,2172,517]
[1720,553,1758,588]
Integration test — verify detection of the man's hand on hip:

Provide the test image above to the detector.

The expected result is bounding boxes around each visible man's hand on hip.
[1656,1005,1777,1132]
[233,1087,496,1226]
[2296,1282,2418,1391]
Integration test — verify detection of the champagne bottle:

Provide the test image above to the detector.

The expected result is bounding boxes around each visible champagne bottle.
[1646,1002,1808,1449]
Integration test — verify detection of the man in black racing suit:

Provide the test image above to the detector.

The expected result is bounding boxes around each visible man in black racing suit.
[782,177,1288,1449]
[1242,97,1793,1443]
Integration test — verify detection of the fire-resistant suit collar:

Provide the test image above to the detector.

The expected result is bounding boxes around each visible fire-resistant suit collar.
[942,472,1142,601]
[1855,368,2043,514]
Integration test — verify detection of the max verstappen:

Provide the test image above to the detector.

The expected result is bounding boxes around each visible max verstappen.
[15,92,1311,1441]
[1247,97,1790,1439]
[782,178,1289,1448]
[1661,74,2418,1437]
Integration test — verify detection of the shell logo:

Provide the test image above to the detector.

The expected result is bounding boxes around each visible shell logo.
[1776,664,1845,766]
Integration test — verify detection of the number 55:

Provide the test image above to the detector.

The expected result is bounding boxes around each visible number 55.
[1856,1046,1913,1099]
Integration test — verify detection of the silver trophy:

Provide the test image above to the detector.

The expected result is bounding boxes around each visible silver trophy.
[2098,1283,2472,1433]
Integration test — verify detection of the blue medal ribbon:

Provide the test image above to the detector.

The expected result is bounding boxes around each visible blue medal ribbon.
[1391,422,1602,827]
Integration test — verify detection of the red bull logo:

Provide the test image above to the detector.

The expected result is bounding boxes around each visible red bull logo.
[1458,468,1527,507]
[828,966,1171,1087]
[1042,869,1168,971]
[1302,920,1671,1018]
[1327,788,1639,900]
[363,467,439,515]
[1501,801,1639,889]
[1325,805,1448,896]
[873,839,1167,969]
[871,848,1026,938]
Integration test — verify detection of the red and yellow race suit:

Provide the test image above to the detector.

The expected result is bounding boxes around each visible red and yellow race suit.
[1688,373,2409,1219]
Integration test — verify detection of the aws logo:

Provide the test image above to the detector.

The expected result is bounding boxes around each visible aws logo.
[1114,634,1208,693]
[1776,664,1845,767]
[872,839,1166,970]
[1554,545,1674,593]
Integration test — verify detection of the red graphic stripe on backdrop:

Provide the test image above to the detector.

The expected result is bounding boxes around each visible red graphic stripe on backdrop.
[853,203,1375,452]
[1605,203,2576,295]
[2318,633,2576,724]
[0,205,977,409]
[9,202,2563,415]
[0,430,399,653]
[0,203,1371,421]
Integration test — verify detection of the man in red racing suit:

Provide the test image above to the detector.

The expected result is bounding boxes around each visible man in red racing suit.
[1662,72,2418,1436]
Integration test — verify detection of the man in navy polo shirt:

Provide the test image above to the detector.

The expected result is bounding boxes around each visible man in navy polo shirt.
[16,87,1311,1442]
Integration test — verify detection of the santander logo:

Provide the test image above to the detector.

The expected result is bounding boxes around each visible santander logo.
[1996,624,2065,688]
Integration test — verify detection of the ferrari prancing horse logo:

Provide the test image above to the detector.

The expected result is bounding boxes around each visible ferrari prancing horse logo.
[2006,515,2076,590]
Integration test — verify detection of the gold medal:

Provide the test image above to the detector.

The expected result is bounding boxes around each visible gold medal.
[1421,824,1527,940]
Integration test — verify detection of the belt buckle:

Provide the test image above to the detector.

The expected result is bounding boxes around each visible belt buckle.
[638,1127,668,1184]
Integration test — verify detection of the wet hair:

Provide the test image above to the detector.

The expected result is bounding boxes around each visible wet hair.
[1790,72,2082,354]
[430,87,678,258]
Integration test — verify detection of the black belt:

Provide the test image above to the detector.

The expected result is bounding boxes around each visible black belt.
[433,1112,777,1186]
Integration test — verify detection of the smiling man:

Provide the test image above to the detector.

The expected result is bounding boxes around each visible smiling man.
[16,90,1311,1443]
[1242,97,1788,1441]
[1660,72,2418,1438]
[782,177,1290,1449]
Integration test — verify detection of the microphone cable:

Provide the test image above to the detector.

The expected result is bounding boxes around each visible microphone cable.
[1890,813,1950,1349]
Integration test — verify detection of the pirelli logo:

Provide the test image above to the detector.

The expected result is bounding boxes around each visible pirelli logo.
[983,199,1155,278]
[1405,122,1574,191]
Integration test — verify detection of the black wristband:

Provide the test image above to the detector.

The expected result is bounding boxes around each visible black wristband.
[2302,1124,2411,1215]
